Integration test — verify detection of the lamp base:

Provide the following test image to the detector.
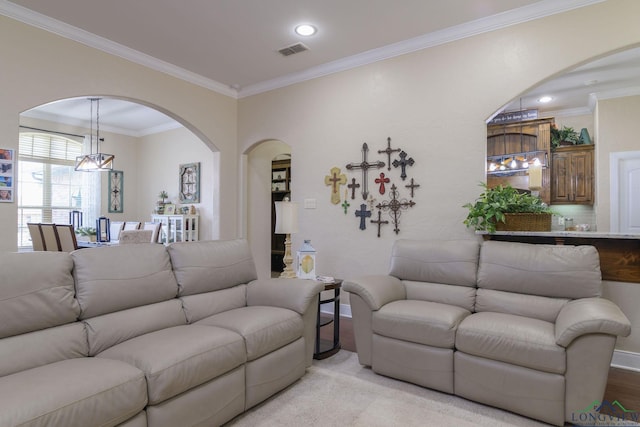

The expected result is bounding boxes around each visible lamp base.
[280,234,297,278]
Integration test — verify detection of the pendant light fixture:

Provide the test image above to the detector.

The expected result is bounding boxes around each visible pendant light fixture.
[75,98,114,172]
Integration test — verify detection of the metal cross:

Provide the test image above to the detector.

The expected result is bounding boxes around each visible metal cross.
[405,177,420,197]
[347,178,360,200]
[346,143,385,200]
[392,150,415,181]
[370,210,389,238]
[375,172,390,195]
[376,184,415,234]
[324,166,347,204]
[354,203,372,230]
[378,137,401,171]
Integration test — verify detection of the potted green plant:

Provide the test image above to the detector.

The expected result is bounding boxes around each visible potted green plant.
[463,183,554,233]
[76,226,97,242]
[551,125,580,149]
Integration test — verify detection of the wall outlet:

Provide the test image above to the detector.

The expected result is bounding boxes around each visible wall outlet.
[558,216,565,226]
[304,198,316,209]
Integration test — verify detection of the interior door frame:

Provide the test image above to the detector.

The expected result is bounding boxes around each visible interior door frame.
[610,150,640,232]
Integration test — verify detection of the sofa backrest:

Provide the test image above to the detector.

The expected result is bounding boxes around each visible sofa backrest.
[168,239,258,322]
[389,239,480,311]
[476,241,602,321]
[72,244,184,355]
[0,252,87,375]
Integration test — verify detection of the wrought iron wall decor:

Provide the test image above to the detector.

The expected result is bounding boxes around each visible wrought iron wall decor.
[326,136,419,237]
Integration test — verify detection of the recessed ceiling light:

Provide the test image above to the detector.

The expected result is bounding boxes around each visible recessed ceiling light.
[538,96,553,103]
[295,24,316,36]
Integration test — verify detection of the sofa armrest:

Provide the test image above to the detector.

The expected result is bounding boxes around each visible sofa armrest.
[343,275,406,311]
[555,298,631,347]
[246,278,324,315]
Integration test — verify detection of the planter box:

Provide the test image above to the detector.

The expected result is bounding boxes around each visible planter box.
[495,213,552,232]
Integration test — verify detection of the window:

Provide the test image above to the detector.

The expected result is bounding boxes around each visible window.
[17,132,83,248]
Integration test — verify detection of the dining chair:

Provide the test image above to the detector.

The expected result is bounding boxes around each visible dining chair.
[109,221,125,242]
[55,224,79,252]
[27,223,46,251]
[143,221,162,243]
[119,229,154,244]
[124,221,141,230]
[40,223,61,251]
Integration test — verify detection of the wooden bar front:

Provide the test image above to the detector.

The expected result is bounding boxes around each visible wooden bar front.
[482,232,640,284]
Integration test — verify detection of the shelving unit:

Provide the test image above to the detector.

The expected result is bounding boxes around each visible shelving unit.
[271,159,291,272]
[151,214,199,244]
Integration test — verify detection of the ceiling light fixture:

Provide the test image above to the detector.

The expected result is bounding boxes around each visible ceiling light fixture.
[75,98,114,172]
[295,24,316,36]
[538,96,553,103]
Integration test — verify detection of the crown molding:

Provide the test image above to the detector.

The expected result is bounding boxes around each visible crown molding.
[0,0,238,98]
[1,0,603,99]
[238,0,605,97]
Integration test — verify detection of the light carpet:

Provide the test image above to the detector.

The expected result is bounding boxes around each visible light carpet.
[225,350,550,427]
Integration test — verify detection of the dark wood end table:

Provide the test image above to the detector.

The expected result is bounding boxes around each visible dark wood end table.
[314,279,342,360]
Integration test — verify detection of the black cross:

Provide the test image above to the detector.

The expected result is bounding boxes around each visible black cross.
[354,203,372,230]
[370,210,389,238]
[405,178,420,197]
[378,137,401,171]
[392,151,415,181]
[347,178,360,200]
[346,143,385,200]
[376,184,415,234]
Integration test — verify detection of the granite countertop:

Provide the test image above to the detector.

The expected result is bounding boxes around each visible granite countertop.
[477,231,640,240]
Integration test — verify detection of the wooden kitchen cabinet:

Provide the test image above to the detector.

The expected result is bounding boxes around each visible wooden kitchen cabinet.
[551,145,594,204]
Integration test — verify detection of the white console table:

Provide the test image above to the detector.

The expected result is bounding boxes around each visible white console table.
[151,214,199,243]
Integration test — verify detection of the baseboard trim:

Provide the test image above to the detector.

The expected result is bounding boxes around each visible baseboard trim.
[322,305,639,372]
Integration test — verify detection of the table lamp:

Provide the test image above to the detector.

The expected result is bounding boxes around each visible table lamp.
[274,197,299,278]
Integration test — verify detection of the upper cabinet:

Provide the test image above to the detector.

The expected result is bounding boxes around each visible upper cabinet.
[551,145,594,205]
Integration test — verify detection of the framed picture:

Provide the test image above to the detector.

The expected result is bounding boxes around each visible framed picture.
[0,148,14,203]
[179,162,200,203]
[108,170,124,213]
[164,204,176,215]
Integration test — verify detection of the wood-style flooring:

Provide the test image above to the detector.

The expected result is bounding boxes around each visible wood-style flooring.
[320,316,640,417]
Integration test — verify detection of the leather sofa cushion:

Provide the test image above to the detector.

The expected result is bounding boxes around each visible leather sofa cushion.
[181,285,247,323]
[456,312,565,374]
[373,300,470,348]
[0,358,146,427]
[197,306,303,361]
[478,241,602,299]
[97,324,246,405]
[389,239,479,287]
[0,252,79,338]
[404,280,476,312]
[0,323,87,377]
[73,244,178,319]
[475,288,569,323]
[168,239,258,296]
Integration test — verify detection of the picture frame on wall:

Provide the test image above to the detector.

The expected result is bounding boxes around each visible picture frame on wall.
[108,170,124,213]
[179,162,200,203]
[0,148,15,203]
[164,204,176,215]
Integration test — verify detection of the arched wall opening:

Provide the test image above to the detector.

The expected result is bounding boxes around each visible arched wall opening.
[16,95,221,246]
[244,139,291,280]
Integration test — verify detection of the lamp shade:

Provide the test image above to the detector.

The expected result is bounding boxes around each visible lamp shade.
[274,200,299,234]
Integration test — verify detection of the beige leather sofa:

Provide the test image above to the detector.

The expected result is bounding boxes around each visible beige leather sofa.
[344,239,631,426]
[0,239,323,427]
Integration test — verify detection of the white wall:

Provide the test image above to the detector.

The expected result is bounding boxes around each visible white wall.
[238,1,640,352]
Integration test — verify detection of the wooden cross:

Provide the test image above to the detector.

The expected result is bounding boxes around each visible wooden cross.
[375,172,390,194]
[405,178,420,197]
[392,150,415,181]
[347,178,360,200]
[354,203,372,230]
[324,166,347,204]
[346,143,385,200]
[378,137,401,171]
[376,184,415,234]
[341,189,350,214]
[370,210,389,238]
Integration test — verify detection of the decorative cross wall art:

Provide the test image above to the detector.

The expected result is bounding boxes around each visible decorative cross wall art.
[108,170,123,213]
[329,136,419,237]
[324,166,347,204]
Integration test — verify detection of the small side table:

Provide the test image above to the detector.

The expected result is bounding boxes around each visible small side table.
[314,279,342,360]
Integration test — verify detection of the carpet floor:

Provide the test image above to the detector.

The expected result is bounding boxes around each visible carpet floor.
[225,350,551,426]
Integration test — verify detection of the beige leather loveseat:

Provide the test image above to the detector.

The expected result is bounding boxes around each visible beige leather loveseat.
[344,239,631,426]
[0,239,322,427]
